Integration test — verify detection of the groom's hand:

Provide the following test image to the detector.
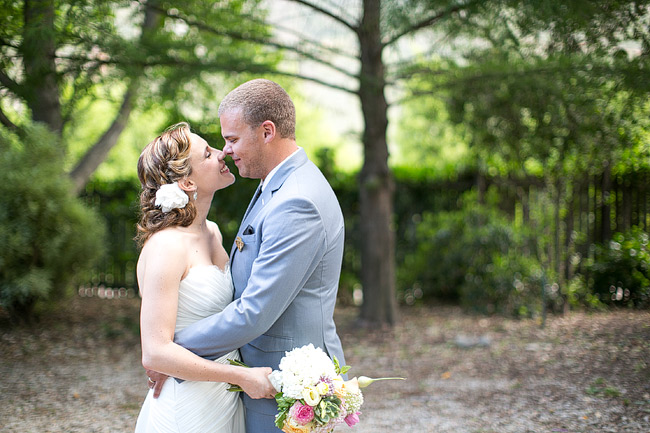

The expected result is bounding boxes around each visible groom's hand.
[146,369,169,398]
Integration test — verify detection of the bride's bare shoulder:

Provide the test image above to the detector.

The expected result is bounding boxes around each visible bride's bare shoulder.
[140,228,188,262]
[206,220,224,242]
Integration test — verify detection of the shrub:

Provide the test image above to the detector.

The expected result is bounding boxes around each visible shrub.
[0,125,106,320]
[398,190,545,316]
[587,227,650,308]
[463,250,544,317]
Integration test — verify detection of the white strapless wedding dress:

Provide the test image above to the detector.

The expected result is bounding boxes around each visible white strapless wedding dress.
[135,264,245,433]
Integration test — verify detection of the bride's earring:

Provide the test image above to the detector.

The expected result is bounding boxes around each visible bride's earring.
[193,191,198,200]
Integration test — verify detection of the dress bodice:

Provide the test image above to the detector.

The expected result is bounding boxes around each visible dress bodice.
[176,264,233,332]
[136,262,245,433]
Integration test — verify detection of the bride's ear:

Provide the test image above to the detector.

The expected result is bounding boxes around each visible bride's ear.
[177,177,196,195]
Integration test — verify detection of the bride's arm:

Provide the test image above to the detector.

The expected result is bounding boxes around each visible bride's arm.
[138,233,274,398]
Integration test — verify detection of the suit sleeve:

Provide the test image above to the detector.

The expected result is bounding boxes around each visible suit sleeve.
[174,196,327,359]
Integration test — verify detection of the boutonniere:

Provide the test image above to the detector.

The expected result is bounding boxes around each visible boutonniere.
[235,236,244,252]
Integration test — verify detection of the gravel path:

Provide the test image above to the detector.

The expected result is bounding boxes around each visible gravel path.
[1,297,649,432]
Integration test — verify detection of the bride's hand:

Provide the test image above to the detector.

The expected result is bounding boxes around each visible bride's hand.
[146,369,169,399]
[238,367,275,399]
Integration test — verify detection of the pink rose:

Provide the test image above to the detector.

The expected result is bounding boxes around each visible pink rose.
[344,411,361,427]
[289,401,314,425]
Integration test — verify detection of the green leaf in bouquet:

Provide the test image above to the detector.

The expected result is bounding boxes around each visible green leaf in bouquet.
[227,359,250,368]
[332,356,351,376]
[314,395,341,424]
[333,356,341,374]
[274,394,292,429]
[226,358,250,392]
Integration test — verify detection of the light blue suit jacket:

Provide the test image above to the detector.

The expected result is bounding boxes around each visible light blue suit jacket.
[175,149,346,432]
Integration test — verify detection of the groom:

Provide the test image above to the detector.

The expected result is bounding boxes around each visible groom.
[149,79,346,432]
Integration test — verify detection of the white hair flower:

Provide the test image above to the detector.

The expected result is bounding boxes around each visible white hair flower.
[155,182,189,213]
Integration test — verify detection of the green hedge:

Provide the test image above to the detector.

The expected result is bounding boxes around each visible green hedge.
[79,152,650,315]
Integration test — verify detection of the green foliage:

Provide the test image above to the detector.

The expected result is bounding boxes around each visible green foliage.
[274,393,293,428]
[314,395,342,424]
[564,275,606,311]
[398,190,544,317]
[2,0,280,189]
[587,227,650,308]
[0,126,105,319]
[392,91,470,174]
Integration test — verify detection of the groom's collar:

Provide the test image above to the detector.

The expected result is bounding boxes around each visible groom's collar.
[260,147,303,193]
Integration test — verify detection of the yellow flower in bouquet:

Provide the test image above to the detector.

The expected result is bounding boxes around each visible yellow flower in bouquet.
[281,418,314,433]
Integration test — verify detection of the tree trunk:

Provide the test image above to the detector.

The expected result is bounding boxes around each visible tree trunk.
[601,162,612,243]
[69,85,138,193]
[553,178,562,280]
[477,170,486,204]
[358,0,397,326]
[622,179,631,232]
[564,181,574,281]
[22,0,62,134]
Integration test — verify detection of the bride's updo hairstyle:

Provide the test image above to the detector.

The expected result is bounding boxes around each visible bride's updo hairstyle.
[136,122,197,247]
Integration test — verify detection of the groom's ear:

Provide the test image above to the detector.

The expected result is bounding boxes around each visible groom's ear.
[261,120,276,143]
[177,177,196,194]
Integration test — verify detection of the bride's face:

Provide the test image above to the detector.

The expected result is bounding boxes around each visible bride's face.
[187,132,235,194]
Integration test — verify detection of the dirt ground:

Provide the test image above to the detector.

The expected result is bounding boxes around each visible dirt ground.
[1,295,649,433]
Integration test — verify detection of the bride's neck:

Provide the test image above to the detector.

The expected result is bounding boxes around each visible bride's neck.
[186,219,208,234]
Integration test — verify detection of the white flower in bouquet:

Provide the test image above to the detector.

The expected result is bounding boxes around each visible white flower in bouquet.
[270,344,338,399]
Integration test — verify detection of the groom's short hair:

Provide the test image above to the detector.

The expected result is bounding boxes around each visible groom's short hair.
[218,79,296,140]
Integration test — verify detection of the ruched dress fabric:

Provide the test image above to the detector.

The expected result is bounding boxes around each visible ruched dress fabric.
[135,264,245,433]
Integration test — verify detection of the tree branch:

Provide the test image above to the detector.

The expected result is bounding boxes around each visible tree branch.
[384,0,483,48]
[0,68,22,97]
[0,104,21,134]
[391,61,620,105]
[69,83,138,194]
[251,17,358,61]
[271,70,357,95]
[155,6,359,80]
[55,54,358,95]
[283,0,358,33]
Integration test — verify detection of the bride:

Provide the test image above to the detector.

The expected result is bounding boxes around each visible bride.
[133,122,276,432]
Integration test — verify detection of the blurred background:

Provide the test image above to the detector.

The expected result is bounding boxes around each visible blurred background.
[1,0,649,324]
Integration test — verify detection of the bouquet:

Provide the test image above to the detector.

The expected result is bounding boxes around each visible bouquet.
[265,344,403,433]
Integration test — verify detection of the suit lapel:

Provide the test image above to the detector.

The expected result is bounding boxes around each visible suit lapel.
[242,184,262,222]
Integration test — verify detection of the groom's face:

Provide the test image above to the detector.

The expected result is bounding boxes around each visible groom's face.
[220,109,266,180]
